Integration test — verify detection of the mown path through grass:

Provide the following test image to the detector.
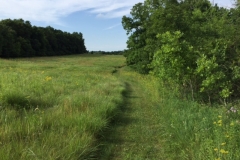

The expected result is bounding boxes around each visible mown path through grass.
[99,67,165,160]
[2,55,240,159]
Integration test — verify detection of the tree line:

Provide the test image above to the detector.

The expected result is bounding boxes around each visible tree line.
[89,50,124,55]
[0,19,87,58]
[122,0,240,103]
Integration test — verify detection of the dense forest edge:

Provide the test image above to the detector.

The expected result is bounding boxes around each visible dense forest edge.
[122,0,240,104]
[0,19,87,58]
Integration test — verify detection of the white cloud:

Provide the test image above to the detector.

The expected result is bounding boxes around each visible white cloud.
[0,0,234,24]
[96,7,132,19]
[104,23,121,30]
[0,0,144,23]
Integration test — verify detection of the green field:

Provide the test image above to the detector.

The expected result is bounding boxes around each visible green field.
[0,55,126,159]
[0,55,240,160]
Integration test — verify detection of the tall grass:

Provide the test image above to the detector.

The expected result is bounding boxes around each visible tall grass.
[0,55,126,159]
[158,81,240,160]
[1,55,239,159]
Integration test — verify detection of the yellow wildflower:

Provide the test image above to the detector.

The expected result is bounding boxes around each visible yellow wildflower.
[218,115,222,118]
[213,121,217,124]
[45,76,52,81]
[220,149,228,154]
[230,122,234,126]
[221,142,226,146]
[215,158,220,160]
[214,148,218,151]
[218,120,222,124]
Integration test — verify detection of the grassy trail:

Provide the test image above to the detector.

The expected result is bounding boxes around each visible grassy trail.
[2,55,240,159]
[100,61,240,160]
[100,67,164,160]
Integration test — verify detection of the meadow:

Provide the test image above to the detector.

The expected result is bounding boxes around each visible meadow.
[0,55,126,159]
[0,54,240,160]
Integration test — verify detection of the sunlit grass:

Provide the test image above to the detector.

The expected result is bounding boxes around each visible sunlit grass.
[1,54,240,159]
[157,81,240,160]
[0,54,126,159]
[99,66,164,159]
[100,63,240,159]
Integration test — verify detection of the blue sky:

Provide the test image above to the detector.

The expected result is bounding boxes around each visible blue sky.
[0,0,235,51]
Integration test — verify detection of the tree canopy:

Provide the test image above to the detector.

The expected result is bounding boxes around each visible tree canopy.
[0,19,87,58]
[122,0,240,103]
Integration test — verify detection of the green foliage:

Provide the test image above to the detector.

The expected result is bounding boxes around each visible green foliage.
[0,23,21,58]
[150,31,194,83]
[122,0,240,102]
[122,2,151,73]
[0,19,87,58]
[196,40,231,99]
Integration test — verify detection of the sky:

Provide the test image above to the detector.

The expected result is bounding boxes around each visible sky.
[0,0,235,51]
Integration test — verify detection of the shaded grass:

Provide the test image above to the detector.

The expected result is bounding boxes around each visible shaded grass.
[96,82,136,159]
[0,55,126,159]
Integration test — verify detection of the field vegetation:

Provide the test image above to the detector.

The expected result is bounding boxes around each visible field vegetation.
[0,55,126,159]
[0,55,240,160]
[1,0,240,159]
[119,1,240,158]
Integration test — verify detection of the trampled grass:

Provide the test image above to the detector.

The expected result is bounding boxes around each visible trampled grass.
[99,67,164,160]
[0,54,126,159]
